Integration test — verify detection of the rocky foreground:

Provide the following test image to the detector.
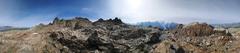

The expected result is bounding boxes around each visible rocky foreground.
[1,17,240,53]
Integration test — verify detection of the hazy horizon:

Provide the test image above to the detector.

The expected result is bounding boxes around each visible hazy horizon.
[0,0,240,27]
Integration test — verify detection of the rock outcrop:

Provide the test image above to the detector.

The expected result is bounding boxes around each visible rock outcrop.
[174,22,214,36]
[93,17,124,26]
[50,17,93,28]
[48,26,162,53]
[160,22,234,53]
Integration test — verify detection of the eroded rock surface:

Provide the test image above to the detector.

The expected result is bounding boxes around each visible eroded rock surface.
[0,18,239,53]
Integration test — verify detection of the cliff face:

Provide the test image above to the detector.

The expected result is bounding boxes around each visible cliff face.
[0,17,239,53]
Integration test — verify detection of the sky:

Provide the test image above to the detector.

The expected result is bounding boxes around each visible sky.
[0,0,240,27]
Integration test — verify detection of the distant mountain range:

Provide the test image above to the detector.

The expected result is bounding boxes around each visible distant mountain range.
[137,21,178,30]
[137,21,240,29]
[0,26,29,32]
[0,26,13,31]
[211,23,240,28]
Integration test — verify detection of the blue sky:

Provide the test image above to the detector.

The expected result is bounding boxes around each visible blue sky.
[0,0,240,27]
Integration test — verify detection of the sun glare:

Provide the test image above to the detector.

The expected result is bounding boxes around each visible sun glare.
[126,0,142,9]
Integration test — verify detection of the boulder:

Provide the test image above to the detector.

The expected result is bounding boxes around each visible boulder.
[176,22,214,36]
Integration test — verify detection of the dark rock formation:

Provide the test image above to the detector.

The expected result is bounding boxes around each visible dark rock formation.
[176,24,184,29]
[52,17,60,24]
[48,24,162,53]
[41,17,164,53]
[50,17,125,29]
[97,18,104,22]
[93,17,124,26]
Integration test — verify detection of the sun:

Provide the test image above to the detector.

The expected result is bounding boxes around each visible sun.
[108,0,146,20]
[126,0,142,9]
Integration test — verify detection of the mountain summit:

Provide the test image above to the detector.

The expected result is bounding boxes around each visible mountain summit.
[0,17,240,53]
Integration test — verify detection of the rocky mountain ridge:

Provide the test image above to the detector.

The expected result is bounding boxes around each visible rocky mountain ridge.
[0,17,240,53]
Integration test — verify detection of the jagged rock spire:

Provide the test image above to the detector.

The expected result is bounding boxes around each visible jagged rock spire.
[53,17,60,24]
[93,17,124,25]
[113,17,123,24]
[97,18,104,22]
